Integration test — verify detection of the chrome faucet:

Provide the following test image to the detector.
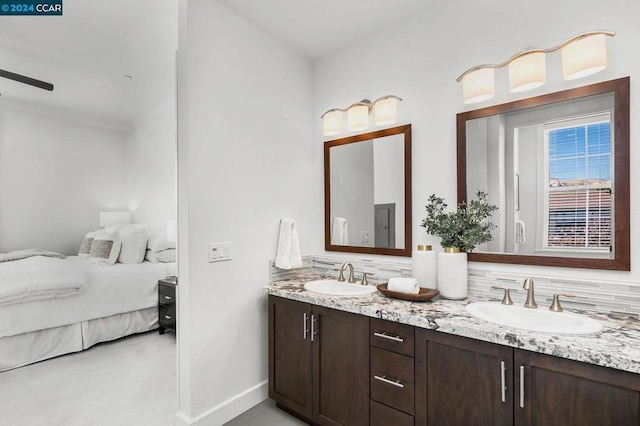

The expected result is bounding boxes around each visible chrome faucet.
[523,278,537,309]
[338,262,356,283]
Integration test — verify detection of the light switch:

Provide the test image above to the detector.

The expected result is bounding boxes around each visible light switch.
[361,231,370,243]
[209,242,232,262]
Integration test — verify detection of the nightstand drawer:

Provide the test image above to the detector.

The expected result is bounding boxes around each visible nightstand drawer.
[159,304,176,326]
[158,283,176,305]
[371,318,415,357]
[371,347,415,415]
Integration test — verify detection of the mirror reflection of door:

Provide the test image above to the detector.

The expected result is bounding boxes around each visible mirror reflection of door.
[374,203,396,248]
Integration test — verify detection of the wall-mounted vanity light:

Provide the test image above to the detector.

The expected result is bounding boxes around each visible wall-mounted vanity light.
[457,30,615,104]
[321,95,402,136]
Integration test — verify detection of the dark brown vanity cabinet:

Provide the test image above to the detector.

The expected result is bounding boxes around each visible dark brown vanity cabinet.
[514,350,640,426]
[415,329,640,426]
[415,329,514,425]
[370,318,416,425]
[268,296,370,426]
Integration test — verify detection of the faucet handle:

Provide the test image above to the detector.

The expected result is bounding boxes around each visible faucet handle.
[491,285,515,305]
[338,269,346,282]
[549,293,576,312]
[361,272,374,286]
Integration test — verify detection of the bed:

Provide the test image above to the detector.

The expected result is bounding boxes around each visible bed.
[0,253,176,372]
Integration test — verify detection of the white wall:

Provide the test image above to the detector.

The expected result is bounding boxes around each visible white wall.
[314,0,640,284]
[177,0,316,423]
[125,99,177,230]
[373,134,405,248]
[0,104,126,254]
[331,141,374,246]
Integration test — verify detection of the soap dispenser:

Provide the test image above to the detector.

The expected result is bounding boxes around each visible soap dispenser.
[412,244,437,290]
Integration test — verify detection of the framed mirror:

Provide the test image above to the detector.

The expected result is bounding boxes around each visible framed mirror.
[325,124,412,256]
[457,77,629,270]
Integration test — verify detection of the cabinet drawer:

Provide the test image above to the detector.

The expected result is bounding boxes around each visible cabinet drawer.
[159,304,176,326]
[370,318,414,357]
[371,400,414,426]
[158,283,176,305]
[371,347,415,415]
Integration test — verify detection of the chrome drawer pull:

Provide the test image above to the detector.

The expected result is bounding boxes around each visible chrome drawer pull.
[303,313,309,340]
[500,361,506,403]
[164,315,172,320]
[520,366,525,408]
[373,332,404,343]
[374,375,404,388]
[164,295,173,300]
[311,315,318,342]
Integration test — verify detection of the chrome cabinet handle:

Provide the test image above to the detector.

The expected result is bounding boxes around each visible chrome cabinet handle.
[500,361,506,403]
[520,366,525,408]
[164,295,173,300]
[373,332,404,343]
[164,315,172,320]
[311,315,318,342]
[303,313,309,340]
[374,375,404,388]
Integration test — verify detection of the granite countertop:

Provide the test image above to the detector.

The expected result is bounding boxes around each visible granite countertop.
[265,273,640,375]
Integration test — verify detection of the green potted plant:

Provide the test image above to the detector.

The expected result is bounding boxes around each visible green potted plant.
[420,191,497,299]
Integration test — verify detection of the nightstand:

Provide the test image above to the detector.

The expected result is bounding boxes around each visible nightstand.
[158,276,177,335]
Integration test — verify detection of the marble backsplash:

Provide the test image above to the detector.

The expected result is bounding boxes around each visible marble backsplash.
[270,255,640,315]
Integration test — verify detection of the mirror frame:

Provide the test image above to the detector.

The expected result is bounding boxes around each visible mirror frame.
[324,124,412,257]
[457,77,630,270]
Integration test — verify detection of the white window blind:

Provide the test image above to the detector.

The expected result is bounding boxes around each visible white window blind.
[544,115,612,250]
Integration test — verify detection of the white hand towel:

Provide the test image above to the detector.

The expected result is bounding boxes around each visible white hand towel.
[275,218,303,270]
[330,217,349,245]
[388,277,420,294]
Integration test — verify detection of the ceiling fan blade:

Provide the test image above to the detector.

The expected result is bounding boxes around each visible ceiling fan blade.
[0,69,54,91]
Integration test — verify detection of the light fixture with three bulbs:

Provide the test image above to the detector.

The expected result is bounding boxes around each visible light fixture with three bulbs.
[457,30,615,104]
[321,95,402,136]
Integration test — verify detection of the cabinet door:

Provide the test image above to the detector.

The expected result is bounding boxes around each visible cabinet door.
[415,329,513,426]
[268,296,313,419]
[313,305,369,426]
[515,349,640,426]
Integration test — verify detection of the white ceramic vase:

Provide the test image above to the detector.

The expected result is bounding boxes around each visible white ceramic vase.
[412,244,437,290]
[437,247,468,299]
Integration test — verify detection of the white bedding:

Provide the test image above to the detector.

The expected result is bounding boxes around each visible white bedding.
[0,256,86,307]
[0,256,175,338]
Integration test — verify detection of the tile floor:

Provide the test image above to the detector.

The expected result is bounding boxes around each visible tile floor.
[224,399,308,425]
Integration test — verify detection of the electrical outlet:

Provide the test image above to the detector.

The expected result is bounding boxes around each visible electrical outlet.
[209,242,232,262]
[361,231,370,243]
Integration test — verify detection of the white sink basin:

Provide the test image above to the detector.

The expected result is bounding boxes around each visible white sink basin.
[304,279,377,296]
[466,302,603,335]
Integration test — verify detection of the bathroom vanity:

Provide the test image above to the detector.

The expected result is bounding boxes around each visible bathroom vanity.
[266,277,640,426]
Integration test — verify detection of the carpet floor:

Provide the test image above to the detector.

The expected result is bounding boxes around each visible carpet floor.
[0,331,176,426]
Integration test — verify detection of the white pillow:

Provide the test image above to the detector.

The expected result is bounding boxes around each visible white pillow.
[117,224,148,264]
[78,228,102,260]
[90,229,122,265]
[145,248,176,263]
[147,231,176,253]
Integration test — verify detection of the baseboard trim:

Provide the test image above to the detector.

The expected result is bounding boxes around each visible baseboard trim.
[176,380,268,425]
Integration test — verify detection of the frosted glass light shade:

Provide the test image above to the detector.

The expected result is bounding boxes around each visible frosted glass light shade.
[509,52,546,93]
[322,109,343,136]
[562,34,608,80]
[99,211,131,227]
[374,97,399,126]
[462,68,495,104]
[347,104,370,131]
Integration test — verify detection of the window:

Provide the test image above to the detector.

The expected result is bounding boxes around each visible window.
[543,113,612,252]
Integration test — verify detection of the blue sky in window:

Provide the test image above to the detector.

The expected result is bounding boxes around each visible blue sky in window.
[548,123,611,182]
